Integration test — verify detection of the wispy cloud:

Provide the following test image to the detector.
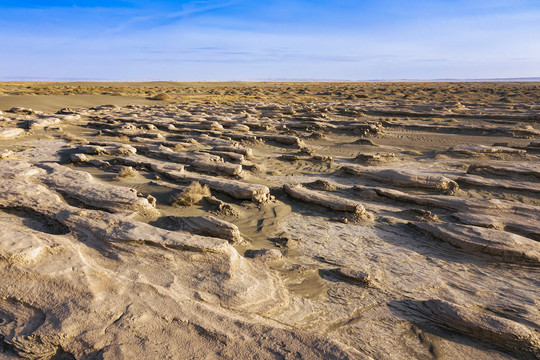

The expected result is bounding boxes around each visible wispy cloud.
[101,0,244,35]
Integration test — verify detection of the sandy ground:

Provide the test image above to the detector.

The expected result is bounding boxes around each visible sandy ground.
[0,95,161,113]
[0,82,539,359]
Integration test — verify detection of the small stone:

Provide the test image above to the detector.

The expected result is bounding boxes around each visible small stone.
[0,149,14,159]
[87,159,111,168]
[8,107,34,114]
[69,153,89,163]
[312,155,333,162]
[57,107,78,114]
[205,196,224,206]
[330,267,372,285]
[353,138,377,146]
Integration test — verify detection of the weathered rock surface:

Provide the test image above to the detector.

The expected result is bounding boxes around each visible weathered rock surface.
[371,186,540,242]
[374,187,539,215]
[344,165,459,193]
[37,163,158,216]
[135,144,242,175]
[354,152,397,166]
[447,144,526,156]
[27,117,61,129]
[101,128,164,139]
[0,219,54,263]
[258,134,304,146]
[457,174,540,192]
[110,154,186,173]
[190,158,242,176]
[179,215,244,243]
[206,149,245,163]
[453,211,540,241]
[213,145,253,157]
[410,222,540,263]
[78,143,137,155]
[135,144,221,164]
[0,164,227,253]
[0,128,24,140]
[401,299,540,359]
[467,163,540,179]
[284,183,368,215]
[163,170,271,203]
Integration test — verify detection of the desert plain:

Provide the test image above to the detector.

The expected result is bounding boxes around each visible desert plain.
[0,81,539,359]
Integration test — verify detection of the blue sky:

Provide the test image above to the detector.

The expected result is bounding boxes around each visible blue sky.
[0,0,539,81]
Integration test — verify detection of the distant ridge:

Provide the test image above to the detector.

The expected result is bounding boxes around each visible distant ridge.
[1,77,539,82]
[421,77,540,82]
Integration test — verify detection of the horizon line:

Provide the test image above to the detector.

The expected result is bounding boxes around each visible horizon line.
[0,77,539,83]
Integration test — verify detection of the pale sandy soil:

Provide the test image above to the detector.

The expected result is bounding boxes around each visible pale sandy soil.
[0,82,539,359]
[0,95,161,113]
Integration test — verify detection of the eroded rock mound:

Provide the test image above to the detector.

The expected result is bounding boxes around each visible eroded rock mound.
[37,163,158,216]
[410,222,540,263]
[344,165,459,193]
[284,183,369,215]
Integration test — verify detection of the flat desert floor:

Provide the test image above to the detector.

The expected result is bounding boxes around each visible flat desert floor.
[0,82,539,359]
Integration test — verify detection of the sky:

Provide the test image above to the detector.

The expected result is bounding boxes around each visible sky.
[0,0,539,81]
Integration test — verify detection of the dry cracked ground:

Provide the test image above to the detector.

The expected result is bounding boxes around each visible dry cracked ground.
[0,82,539,359]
